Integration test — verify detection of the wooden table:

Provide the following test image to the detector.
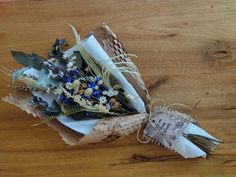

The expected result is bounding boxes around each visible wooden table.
[0,0,235,176]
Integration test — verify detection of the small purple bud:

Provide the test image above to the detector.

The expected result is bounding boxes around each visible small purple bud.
[59,38,66,45]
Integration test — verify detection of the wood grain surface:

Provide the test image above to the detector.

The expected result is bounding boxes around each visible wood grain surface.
[0,0,235,177]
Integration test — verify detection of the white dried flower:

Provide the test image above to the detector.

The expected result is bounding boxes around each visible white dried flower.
[113,90,118,96]
[67,61,74,68]
[46,87,52,93]
[53,88,62,95]
[71,79,81,90]
[65,83,73,90]
[125,93,137,101]
[106,89,118,97]
[70,55,76,61]
[95,103,109,113]
[74,94,82,100]
[85,67,90,72]
[102,91,107,95]
[94,85,99,90]
[97,79,103,85]
[98,96,107,104]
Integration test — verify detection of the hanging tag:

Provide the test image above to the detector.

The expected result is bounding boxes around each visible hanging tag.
[143,106,190,149]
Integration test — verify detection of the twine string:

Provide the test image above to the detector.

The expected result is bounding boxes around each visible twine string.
[136,99,198,144]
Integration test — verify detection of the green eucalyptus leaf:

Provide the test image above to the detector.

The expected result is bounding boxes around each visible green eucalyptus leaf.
[30,53,49,73]
[73,51,83,68]
[11,50,46,70]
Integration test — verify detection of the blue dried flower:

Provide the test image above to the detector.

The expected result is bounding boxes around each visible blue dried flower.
[64,76,75,83]
[95,76,102,83]
[63,98,70,104]
[93,90,101,96]
[88,83,93,88]
[60,95,66,102]
[87,96,91,100]
[60,95,75,105]
[69,69,79,76]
